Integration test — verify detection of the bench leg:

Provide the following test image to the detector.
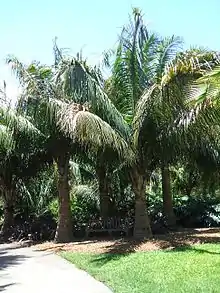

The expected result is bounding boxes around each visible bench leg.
[85,229,89,239]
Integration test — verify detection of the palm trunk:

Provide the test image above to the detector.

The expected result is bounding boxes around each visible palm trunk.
[1,189,14,239]
[54,152,73,243]
[131,167,152,239]
[97,166,111,220]
[161,164,176,227]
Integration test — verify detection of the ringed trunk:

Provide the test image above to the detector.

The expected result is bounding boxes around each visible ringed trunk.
[161,164,176,227]
[131,168,152,239]
[97,166,111,220]
[54,152,73,243]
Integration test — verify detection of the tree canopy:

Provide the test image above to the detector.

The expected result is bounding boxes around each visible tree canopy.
[1,8,220,242]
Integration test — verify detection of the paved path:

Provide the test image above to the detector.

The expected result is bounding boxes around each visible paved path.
[0,243,112,293]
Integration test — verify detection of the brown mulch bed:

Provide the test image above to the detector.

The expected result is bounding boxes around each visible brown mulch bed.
[34,228,220,254]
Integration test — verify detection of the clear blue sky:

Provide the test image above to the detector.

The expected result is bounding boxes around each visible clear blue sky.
[0,0,219,101]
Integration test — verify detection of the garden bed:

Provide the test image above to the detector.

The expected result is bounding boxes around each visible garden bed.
[34,227,220,253]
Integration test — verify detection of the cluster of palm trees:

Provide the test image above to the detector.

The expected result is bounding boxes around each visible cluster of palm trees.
[1,9,220,242]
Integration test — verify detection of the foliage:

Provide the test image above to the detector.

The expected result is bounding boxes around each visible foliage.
[148,191,220,231]
[1,8,220,241]
[15,167,57,220]
[49,184,99,228]
[148,168,220,230]
[175,194,220,228]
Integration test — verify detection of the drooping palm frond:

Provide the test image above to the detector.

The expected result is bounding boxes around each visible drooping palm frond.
[0,124,14,153]
[179,65,220,135]
[7,56,54,104]
[193,65,220,104]
[8,55,131,143]
[54,57,131,140]
[168,62,220,139]
[132,47,220,169]
[0,105,43,141]
[6,56,29,86]
[58,106,134,164]
[163,49,220,85]
[163,52,220,137]
[6,57,65,136]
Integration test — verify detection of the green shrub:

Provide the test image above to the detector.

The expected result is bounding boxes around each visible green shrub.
[49,184,99,228]
[175,194,220,227]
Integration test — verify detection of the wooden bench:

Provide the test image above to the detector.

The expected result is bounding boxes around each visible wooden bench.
[85,217,130,238]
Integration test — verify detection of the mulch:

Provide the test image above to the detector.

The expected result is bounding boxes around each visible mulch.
[33,227,220,254]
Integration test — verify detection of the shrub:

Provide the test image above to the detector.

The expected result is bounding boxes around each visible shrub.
[49,184,99,229]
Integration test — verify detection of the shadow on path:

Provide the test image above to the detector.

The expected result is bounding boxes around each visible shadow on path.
[0,247,29,271]
[0,283,17,292]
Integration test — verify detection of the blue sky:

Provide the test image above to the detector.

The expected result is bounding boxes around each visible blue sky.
[0,0,219,102]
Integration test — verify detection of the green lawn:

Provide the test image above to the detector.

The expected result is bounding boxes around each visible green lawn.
[61,244,220,293]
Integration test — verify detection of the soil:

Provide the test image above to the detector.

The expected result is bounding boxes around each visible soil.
[34,227,220,254]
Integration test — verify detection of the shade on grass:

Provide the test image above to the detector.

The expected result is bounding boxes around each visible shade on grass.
[61,244,220,293]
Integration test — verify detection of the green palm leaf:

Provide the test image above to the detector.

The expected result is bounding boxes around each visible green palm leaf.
[58,107,134,163]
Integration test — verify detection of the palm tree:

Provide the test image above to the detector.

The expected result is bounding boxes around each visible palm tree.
[52,43,133,221]
[106,8,220,236]
[7,51,131,242]
[0,102,48,239]
[4,60,75,242]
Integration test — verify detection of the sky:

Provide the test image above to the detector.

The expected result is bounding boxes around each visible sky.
[0,0,220,102]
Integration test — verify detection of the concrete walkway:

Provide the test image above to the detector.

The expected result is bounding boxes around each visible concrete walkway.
[0,243,112,293]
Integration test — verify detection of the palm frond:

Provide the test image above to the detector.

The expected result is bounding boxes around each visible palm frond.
[180,65,220,132]
[155,35,183,82]
[58,107,134,164]
[0,105,42,140]
[54,58,130,139]
[69,160,82,184]
[0,124,14,152]
[99,48,115,69]
[133,84,160,148]
[110,8,152,116]
[164,49,220,85]
[132,47,220,168]
[6,56,29,86]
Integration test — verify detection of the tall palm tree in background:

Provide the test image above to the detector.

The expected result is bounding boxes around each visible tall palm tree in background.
[106,8,220,236]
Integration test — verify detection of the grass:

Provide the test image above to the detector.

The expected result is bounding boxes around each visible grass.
[61,243,220,293]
